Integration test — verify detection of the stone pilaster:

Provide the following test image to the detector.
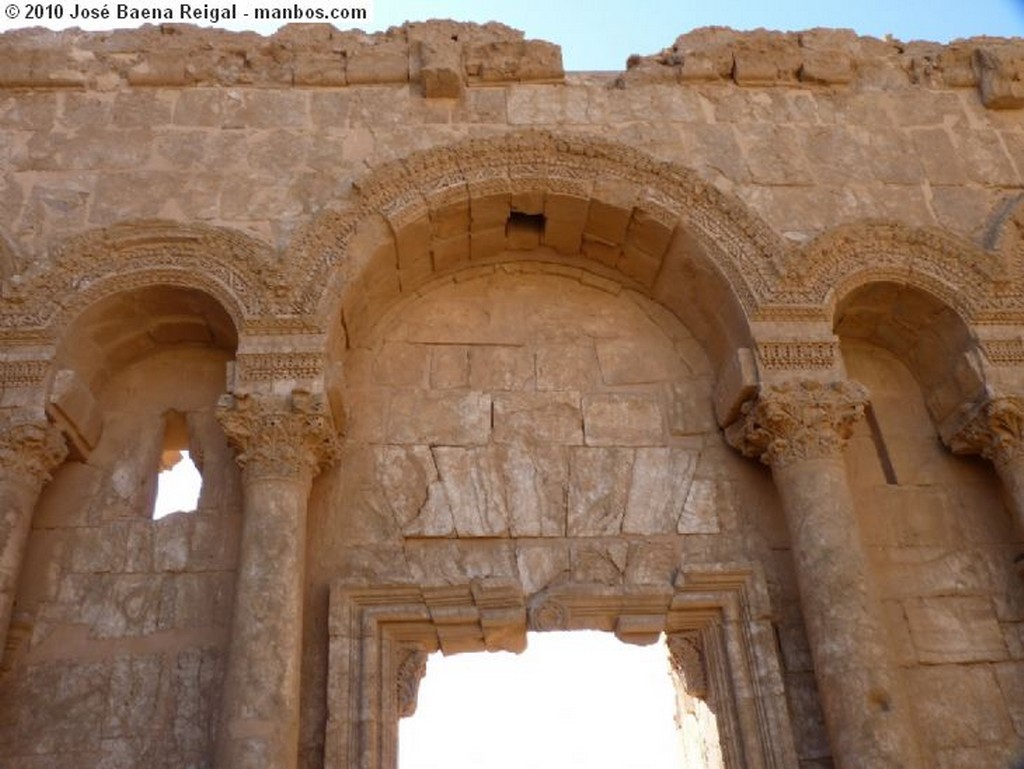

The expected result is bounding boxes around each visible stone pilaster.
[727,380,923,769]
[215,390,338,769]
[0,417,67,663]
[944,396,1024,537]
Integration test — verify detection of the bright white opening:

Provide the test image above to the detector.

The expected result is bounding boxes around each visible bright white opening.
[153,450,202,519]
[399,630,682,769]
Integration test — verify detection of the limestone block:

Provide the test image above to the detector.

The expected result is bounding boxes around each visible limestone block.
[431,233,471,272]
[387,390,491,444]
[975,48,1024,110]
[0,49,86,88]
[373,342,429,387]
[516,543,570,595]
[429,346,469,389]
[622,448,698,535]
[570,541,628,586]
[493,392,582,444]
[465,40,563,83]
[910,665,1015,749]
[47,369,102,455]
[292,51,347,87]
[799,50,854,84]
[677,478,724,534]
[616,244,662,287]
[582,393,664,446]
[469,346,534,391]
[904,596,1008,663]
[345,42,410,85]
[536,343,598,391]
[584,199,632,245]
[568,447,633,535]
[595,338,679,386]
[624,541,680,585]
[419,42,464,99]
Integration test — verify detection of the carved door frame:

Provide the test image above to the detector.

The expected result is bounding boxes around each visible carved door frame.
[325,565,799,769]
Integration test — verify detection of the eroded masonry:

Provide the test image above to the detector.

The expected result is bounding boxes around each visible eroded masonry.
[0,19,1023,769]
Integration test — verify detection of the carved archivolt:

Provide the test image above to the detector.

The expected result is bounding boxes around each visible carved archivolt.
[783,221,1012,324]
[0,220,270,343]
[288,129,788,322]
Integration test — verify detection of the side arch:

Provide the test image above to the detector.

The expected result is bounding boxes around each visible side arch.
[0,219,274,341]
[780,221,1006,322]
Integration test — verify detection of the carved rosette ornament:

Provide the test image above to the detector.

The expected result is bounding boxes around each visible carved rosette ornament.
[0,419,67,486]
[945,396,1024,469]
[216,390,338,481]
[725,380,869,468]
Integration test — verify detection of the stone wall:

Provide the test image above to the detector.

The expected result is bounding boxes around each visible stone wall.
[0,19,1023,769]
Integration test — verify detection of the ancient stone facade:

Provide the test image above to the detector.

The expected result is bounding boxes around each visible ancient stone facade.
[0,19,1023,769]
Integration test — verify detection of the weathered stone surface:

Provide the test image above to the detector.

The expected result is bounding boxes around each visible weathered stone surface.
[1,18,1023,769]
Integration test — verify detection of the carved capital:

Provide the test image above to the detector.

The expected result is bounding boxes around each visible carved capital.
[216,390,338,482]
[945,396,1024,468]
[725,380,869,468]
[0,418,67,487]
[667,631,707,700]
[396,647,429,719]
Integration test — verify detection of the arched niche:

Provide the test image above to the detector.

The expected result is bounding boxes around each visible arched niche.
[49,284,239,459]
[832,280,981,428]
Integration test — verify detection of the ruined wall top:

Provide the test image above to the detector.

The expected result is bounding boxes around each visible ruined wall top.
[0,21,1022,108]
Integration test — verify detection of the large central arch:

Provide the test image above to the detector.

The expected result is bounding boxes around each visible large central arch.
[287,130,786,380]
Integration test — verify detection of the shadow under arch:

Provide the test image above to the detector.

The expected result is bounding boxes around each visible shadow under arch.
[287,130,786,379]
[832,277,982,429]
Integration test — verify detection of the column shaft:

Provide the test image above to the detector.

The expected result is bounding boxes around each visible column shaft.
[728,380,922,769]
[215,391,337,769]
[0,419,66,664]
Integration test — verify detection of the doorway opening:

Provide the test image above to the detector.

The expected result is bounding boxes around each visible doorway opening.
[399,630,703,769]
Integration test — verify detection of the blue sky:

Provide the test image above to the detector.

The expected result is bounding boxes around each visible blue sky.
[373,0,1024,70]
[2,0,1022,70]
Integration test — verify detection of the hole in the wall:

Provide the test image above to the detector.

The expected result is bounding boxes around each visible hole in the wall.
[506,211,546,249]
[399,631,692,769]
[153,410,202,519]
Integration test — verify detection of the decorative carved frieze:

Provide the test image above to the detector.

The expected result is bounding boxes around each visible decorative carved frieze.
[944,396,1024,468]
[0,418,67,485]
[0,360,49,389]
[757,340,838,370]
[981,339,1024,366]
[235,352,325,384]
[725,380,869,468]
[667,630,708,700]
[216,389,338,481]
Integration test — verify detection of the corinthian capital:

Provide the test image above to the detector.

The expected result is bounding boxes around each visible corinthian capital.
[725,380,869,468]
[0,417,67,487]
[216,390,339,481]
[944,396,1024,468]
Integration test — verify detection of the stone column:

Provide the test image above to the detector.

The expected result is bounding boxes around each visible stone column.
[0,417,66,664]
[215,390,338,769]
[727,380,922,769]
[945,396,1024,536]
